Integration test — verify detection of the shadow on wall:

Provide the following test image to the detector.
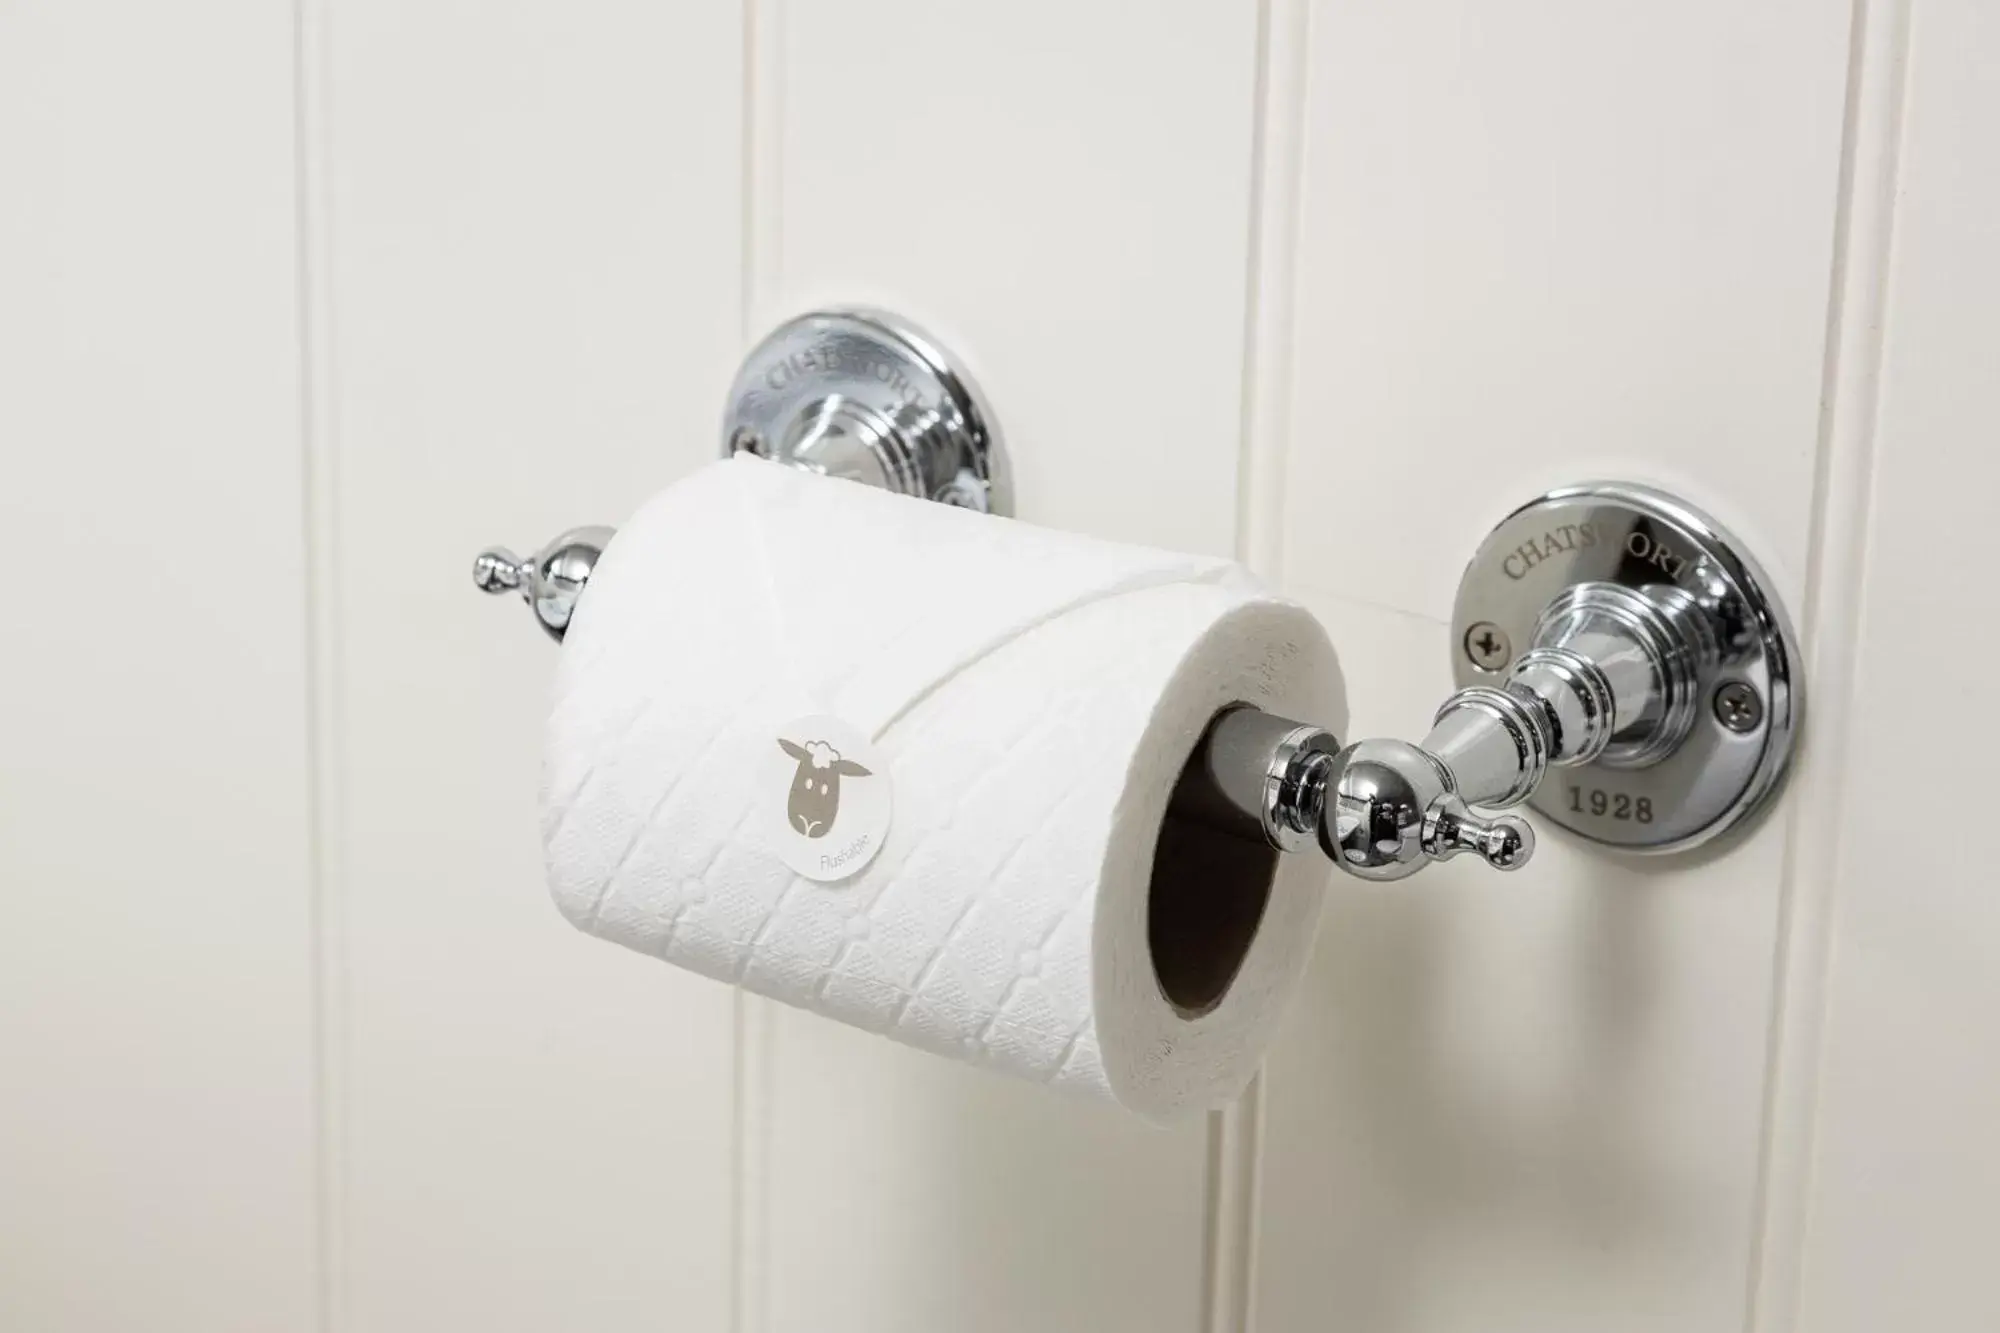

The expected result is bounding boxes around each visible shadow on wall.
[1279,850,1704,1331]
[760,1009,1210,1333]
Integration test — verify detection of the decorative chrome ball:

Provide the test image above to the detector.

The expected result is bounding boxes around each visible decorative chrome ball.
[526,529,610,639]
[1319,738,1451,882]
[472,525,615,642]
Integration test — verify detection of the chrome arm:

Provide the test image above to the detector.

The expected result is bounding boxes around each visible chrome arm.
[1175,708,1536,880]
[480,545,1715,883]
[1196,580,1719,881]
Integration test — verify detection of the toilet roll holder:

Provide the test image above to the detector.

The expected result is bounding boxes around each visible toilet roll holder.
[476,309,1801,876]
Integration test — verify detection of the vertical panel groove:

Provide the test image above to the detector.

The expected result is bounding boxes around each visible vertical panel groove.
[291,0,346,1328]
[744,0,784,330]
[1746,0,1914,1327]
[1233,0,1311,587]
[1202,1081,1264,1333]
[731,996,774,1333]
[734,4,783,1332]
[1214,1,1312,1330]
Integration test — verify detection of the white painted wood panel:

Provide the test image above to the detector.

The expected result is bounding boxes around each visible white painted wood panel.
[749,4,1265,1331]
[1793,1,2000,1326]
[1256,4,1853,1330]
[0,3,319,1328]
[316,3,744,1328]
[1276,2,1849,620]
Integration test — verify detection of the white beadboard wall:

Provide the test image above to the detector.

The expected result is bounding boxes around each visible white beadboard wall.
[2,1,1993,1331]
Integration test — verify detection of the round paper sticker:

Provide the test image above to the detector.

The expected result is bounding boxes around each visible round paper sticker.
[764,715,892,883]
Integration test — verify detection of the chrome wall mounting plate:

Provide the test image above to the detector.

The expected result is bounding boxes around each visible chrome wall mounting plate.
[1448,483,1800,852]
[1175,481,1805,884]
[722,309,1005,515]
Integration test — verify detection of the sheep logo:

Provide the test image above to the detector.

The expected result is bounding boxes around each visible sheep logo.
[767,715,890,882]
[778,737,873,839]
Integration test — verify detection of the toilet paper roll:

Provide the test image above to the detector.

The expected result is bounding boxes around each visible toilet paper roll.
[541,457,1343,1121]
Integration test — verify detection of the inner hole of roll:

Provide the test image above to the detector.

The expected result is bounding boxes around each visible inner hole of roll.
[1148,709,1279,1020]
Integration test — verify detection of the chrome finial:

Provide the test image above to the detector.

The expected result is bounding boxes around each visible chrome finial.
[473,526,615,642]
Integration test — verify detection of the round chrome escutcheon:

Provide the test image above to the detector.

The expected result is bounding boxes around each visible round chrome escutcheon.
[721,309,1006,515]
[1451,484,1802,852]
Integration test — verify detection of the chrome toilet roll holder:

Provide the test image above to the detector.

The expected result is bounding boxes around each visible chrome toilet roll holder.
[477,309,1801,878]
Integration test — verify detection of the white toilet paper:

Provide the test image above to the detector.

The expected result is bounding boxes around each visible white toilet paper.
[541,457,1342,1121]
